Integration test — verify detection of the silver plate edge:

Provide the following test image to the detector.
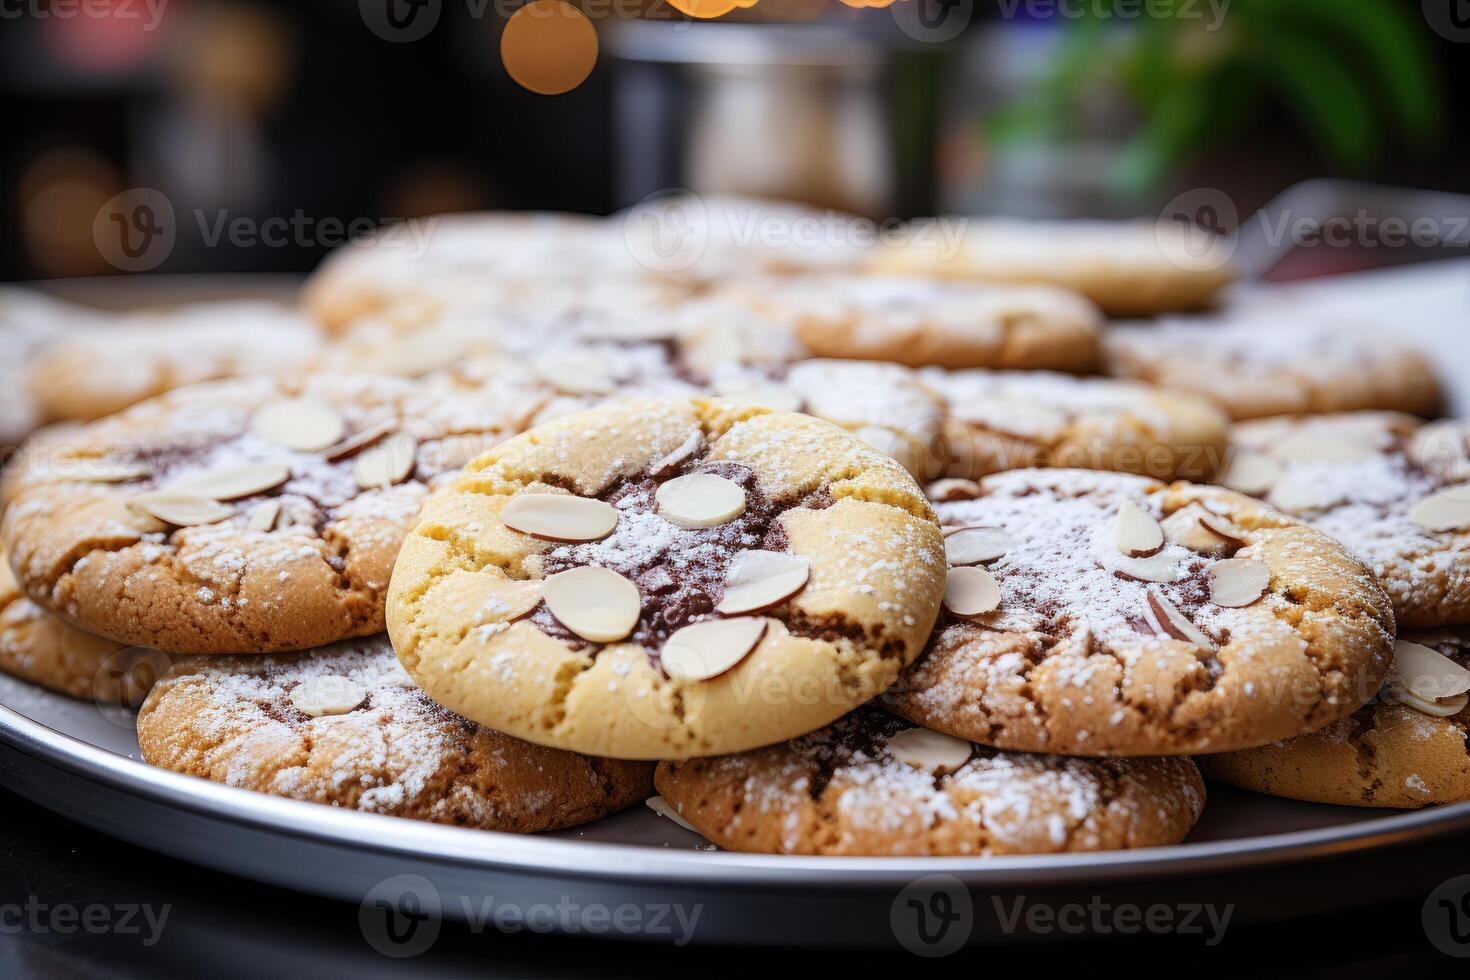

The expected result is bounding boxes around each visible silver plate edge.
[5,700,1470,889]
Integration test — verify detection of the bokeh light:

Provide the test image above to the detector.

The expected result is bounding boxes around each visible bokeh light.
[500,0,599,97]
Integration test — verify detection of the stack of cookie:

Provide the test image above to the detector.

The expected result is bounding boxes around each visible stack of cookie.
[1,197,1460,862]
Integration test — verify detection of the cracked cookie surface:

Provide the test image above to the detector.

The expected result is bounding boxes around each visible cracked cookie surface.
[885,469,1395,756]
[921,368,1228,482]
[654,707,1205,855]
[3,374,525,654]
[1200,629,1470,808]
[1104,314,1441,420]
[1222,412,1470,628]
[138,635,653,829]
[387,398,947,760]
[714,274,1102,371]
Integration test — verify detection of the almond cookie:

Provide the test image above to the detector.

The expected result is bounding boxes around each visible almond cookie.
[1103,315,1441,421]
[1200,631,1470,808]
[138,635,653,829]
[0,287,100,450]
[0,548,158,704]
[3,375,526,654]
[1222,412,1470,628]
[885,469,1395,756]
[718,274,1102,372]
[875,218,1237,316]
[29,301,324,424]
[654,707,1205,855]
[703,359,949,480]
[388,398,947,760]
[303,212,692,332]
[921,369,1228,482]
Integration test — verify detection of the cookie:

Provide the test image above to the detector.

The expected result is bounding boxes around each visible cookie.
[0,548,158,703]
[1221,412,1470,628]
[3,374,526,654]
[302,212,691,332]
[704,359,949,480]
[388,398,947,760]
[1200,630,1470,808]
[885,469,1395,756]
[29,301,323,424]
[1103,314,1441,421]
[138,635,653,829]
[921,368,1228,482]
[875,218,1237,316]
[654,707,1205,855]
[0,287,99,450]
[720,275,1102,372]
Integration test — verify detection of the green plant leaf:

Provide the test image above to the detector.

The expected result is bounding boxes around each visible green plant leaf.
[1251,27,1376,168]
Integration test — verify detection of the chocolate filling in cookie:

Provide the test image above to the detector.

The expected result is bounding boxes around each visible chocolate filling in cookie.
[528,456,840,663]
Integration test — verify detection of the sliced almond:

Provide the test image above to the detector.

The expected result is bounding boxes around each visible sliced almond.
[44,457,150,483]
[1144,588,1214,655]
[1267,471,1346,515]
[645,795,700,834]
[1160,506,1236,557]
[650,430,702,478]
[1272,431,1376,465]
[1219,452,1283,496]
[1114,499,1164,558]
[129,493,234,527]
[1392,639,1470,702]
[250,399,346,452]
[353,432,418,489]
[1198,512,1248,548]
[501,493,618,541]
[1408,486,1470,532]
[927,478,981,502]
[321,420,394,461]
[943,526,1011,566]
[1208,558,1270,607]
[542,566,641,644]
[532,350,616,396]
[656,473,746,529]
[712,381,803,414]
[944,566,1001,617]
[289,676,367,717]
[169,462,290,501]
[716,551,810,614]
[1383,680,1469,719]
[661,616,767,682]
[247,500,281,533]
[1114,550,1182,584]
[886,726,973,774]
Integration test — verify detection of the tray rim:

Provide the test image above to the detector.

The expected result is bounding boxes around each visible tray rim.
[6,700,1470,889]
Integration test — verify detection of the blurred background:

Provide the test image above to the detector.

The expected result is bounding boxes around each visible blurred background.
[2,0,1468,283]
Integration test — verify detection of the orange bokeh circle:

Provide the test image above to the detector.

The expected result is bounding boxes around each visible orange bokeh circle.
[500,0,599,96]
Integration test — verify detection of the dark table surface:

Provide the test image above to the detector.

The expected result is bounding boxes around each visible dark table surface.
[0,784,1464,978]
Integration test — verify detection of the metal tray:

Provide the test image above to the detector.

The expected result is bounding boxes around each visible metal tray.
[3,673,1468,949]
